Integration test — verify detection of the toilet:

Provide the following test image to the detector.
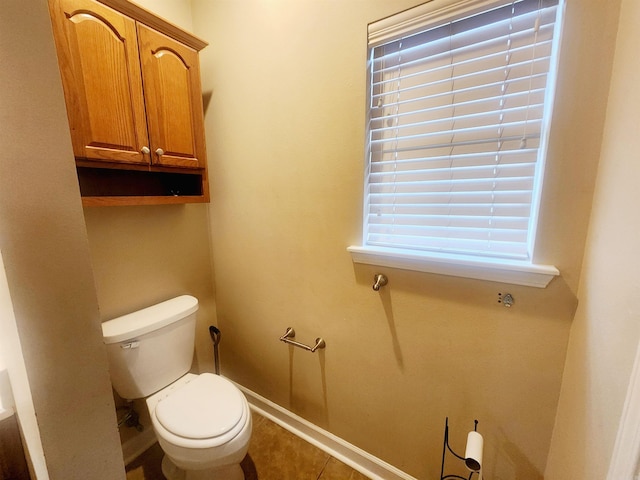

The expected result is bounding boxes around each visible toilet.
[101,295,252,480]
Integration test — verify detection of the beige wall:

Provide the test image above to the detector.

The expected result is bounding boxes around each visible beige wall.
[191,0,620,478]
[0,0,125,478]
[545,0,640,477]
[84,205,217,373]
[134,0,194,31]
[0,0,217,476]
[83,0,218,375]
[4,0,626,477]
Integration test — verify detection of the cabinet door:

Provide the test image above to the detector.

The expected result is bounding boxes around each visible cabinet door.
[49,0,150,165]
[137,24,207,169]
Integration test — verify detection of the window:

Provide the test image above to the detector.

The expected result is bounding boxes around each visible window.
[349,0,564,287]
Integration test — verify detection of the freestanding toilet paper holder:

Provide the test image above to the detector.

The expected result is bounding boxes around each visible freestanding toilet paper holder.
[440,417,483,480]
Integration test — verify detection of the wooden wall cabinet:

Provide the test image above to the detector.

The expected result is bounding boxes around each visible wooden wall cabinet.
[48,0,210,206]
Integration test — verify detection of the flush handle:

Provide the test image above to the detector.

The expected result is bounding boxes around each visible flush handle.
[120,341,140,349]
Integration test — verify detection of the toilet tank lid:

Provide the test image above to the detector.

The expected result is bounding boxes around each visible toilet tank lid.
[102,295,199,344]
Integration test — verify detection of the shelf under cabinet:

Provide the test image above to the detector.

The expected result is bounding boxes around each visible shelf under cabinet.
[77,166,209,207]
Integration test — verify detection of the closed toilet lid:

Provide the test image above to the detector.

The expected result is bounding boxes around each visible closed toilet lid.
[155,373,244,440]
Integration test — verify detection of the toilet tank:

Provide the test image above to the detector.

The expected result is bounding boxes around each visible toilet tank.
[101,295,199,400]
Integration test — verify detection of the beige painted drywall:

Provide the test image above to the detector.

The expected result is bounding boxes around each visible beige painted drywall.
[0,0,125,478]
[0,252,48,478]
[544,0,640,477]
[82,0,218,376]
[191,0,620,478]
[83,205,217,372]
[134,0,194,31]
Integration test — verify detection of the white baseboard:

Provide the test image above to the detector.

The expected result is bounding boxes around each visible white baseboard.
[607,338,640,480]
[236,384,417,480]
[121,426,157,466]
[121,379,418,480]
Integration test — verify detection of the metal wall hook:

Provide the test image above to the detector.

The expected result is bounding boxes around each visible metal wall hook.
[373,273,388,291]
[498,292,514,307]
[279,327,326,352]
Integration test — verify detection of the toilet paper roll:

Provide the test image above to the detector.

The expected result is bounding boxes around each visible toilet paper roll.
[464,430,483,472]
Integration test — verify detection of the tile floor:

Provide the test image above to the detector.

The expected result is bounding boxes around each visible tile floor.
[125,411,370,480]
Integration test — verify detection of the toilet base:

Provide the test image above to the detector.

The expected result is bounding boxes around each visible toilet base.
[162,454,244,480]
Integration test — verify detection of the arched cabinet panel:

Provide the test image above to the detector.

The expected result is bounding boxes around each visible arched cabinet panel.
[50,0,149,165]
[138,25,206,169]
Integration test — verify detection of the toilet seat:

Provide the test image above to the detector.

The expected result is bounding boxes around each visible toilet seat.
[156,373,244,440]
[149,373,250,449]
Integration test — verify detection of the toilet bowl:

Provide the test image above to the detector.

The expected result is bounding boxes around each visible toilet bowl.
[147,373,252,480]
[101,295,252,480]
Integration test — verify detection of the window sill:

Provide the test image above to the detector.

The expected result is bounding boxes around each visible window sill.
[347,246,559,288]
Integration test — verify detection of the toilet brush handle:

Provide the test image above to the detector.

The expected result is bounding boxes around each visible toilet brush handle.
[209,326,221,375]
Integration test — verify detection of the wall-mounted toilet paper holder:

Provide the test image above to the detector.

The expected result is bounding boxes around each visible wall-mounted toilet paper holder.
[440,417,483,479]
[279,327,326,353]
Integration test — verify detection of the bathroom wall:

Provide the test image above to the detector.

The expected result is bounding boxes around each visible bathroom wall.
[133,0,194,31]
[0,0,624,478]
[0,0,125,478]
[83,205,217,372]
[0,251,47,479]
[82,0,218,375]
[545,0,640,477]
[191,0,620,478]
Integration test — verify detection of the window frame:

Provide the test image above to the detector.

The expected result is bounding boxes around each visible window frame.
[349,0,564,288]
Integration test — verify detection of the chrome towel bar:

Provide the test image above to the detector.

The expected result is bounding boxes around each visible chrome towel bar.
[279,327,326,352]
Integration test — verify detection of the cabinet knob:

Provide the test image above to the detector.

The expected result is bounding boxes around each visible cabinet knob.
[141,146,150,154]
[155,148,165,156]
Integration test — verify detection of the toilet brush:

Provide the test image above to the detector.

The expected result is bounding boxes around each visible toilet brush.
[209,326,221,375]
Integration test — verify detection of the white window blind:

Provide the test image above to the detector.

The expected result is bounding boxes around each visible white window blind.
[362,0,563,262]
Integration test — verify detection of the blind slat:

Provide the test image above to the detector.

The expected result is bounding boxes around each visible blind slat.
[371,120,543,150]
[371,105,545,141]
[372,74,550,118]
[373,34,554,85]
[372,147,539,167]
[372,89,545,121]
